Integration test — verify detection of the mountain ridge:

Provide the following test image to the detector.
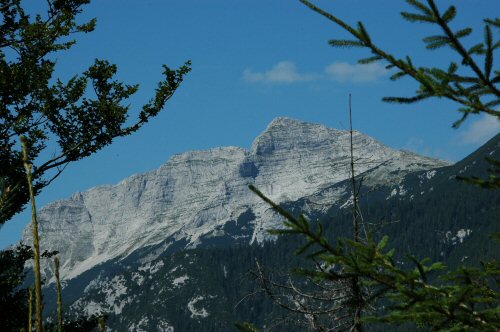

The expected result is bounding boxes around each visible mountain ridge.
[45,133,498,331]
[22,117,450,282]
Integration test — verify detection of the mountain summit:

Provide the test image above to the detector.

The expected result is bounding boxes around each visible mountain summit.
[22,117,449,281]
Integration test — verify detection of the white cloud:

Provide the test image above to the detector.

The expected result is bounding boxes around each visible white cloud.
[325,62,388,82]
[460,114,500,144]
[404,137,444,160]
[243,61,318,84]
[404,137,425,152]
[243,61,388,84]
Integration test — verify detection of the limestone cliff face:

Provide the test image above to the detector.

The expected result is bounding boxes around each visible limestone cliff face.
[23,117,449,281]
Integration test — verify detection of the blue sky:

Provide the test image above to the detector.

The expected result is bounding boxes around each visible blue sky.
[1,0,499,248]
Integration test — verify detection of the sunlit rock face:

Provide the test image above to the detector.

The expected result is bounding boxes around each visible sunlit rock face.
[23,117,449,281]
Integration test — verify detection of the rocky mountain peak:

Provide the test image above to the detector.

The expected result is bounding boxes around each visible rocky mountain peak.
[251,117,347,157]
[22,117,449,281]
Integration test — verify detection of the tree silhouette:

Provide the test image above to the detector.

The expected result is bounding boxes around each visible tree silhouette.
[0,0,191,224]
[244,1,499,330]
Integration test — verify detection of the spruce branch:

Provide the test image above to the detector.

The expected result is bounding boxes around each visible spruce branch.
[426,0,500,97]
[299,0,500,121]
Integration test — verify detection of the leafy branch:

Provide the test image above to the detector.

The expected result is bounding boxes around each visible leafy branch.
[0,0,191,224]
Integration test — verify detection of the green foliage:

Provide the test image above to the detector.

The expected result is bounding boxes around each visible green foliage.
[0,244,33,331]
[249,185,500,331]
[46,158,498,330]
[0,0,191,224]
[0,243,105,331]
[457,157,500,189]
[300,0,499,127]
[246,1,500,328]
[235,322,261,332]
[44,314,106,332]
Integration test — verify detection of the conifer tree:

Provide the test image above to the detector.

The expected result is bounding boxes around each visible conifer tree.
[0,244,32,331]
[242,95,372,331]
[300,0,499,187]
[245,1,499,330]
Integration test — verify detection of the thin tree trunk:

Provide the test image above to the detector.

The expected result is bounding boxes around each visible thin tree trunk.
[348,94,363,332]
[98,316,106,332]
[22,137,43,332]
[28,287,34,332]
[349,94,359,243]
[54,256,63,332]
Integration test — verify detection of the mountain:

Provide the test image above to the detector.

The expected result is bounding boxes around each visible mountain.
[22,117,447,282]
[20,118,500,331]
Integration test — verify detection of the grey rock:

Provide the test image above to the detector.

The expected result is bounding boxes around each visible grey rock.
[22,117,449,281]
